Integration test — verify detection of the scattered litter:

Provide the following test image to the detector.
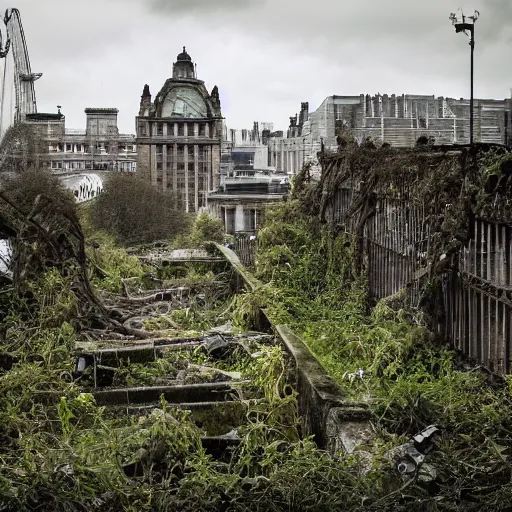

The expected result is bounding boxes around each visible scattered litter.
[203,335,235,359]
[217,428,240,440]
[344,368,365,383]
[208,321,234,335]
[75,354,94,373]
[188,364,241,381]
[389,425,440,479]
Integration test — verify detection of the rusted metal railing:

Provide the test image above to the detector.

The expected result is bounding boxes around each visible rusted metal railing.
[328,184,512,374]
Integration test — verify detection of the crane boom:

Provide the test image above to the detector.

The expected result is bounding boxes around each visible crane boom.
[4,8,41,123]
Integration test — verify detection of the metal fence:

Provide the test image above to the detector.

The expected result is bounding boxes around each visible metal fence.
[325,186,512,374]
[234,236,257,269]
[231,180,512,373]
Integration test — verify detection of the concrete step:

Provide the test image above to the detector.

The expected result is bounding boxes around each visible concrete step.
[93,381,250,406]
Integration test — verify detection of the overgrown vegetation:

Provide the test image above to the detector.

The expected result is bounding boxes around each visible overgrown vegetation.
[0,158,367,511]
[171,211,225,248]
[3,125,512,510]
[229,164,512,508]
[89,172,191,246]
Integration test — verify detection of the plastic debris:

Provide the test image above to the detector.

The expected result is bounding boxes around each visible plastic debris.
[392,425,440,479]
[203,335,234,359]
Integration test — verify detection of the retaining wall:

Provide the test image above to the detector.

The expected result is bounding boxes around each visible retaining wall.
[214,243,371,452]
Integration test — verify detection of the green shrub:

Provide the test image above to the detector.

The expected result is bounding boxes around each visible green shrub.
[89,173,190,245]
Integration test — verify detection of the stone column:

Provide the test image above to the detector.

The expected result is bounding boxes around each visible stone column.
[211,144,220,190]
[184,145,189,213]
[205,123,210,138]
[235,204,244,233]
[162,144,167,191]
[173,143,178,191]
[194,123,199,137]
[150,144,157,187]
[194,144,199,211]
[184,123,188,138]
[206,145,212,194]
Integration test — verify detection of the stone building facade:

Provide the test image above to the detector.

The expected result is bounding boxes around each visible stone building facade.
[209,121,287,234]
[268,94,512,176]
[135,47,223,213]
[24,108,136,173]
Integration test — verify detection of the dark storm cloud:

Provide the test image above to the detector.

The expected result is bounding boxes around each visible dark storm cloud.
[6,0,511,133]
[478,0,512,41]
[150,0,263,14]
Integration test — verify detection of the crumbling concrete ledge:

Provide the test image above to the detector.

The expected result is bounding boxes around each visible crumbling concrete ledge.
[93,381,244,406]
[212,243,262,292]
[215,243,374,454]
[276,325,371,451]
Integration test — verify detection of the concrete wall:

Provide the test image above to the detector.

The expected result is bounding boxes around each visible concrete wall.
[214,243,372,452]
[269,94,512,178]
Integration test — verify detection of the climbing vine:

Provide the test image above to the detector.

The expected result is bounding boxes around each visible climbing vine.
[239,168,512,510]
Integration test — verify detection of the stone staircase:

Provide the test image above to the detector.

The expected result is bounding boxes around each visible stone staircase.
[74,333,277,459]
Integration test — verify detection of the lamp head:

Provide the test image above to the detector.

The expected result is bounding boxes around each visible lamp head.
[469,10,480,22]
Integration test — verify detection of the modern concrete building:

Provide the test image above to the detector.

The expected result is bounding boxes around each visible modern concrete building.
[268,94,512,176]
[209,121,288,234]
[207,171,288,234]
[135,47,223,213]
[220,121,275,183]
[24,108,136,173]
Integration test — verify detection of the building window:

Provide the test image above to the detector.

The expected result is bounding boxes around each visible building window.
[167,123,174,136]
[157,123,163,136]
[66,144,72,152]
[199,123,207,137]
[157,162,163,170]
[178,124,184,136]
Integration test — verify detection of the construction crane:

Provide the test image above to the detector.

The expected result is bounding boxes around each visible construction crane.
[0,7,43,171]
[3,8,41,124]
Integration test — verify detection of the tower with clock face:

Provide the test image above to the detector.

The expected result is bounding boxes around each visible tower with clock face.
[135,47,223,213]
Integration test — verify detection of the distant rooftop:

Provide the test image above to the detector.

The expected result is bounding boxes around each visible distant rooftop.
[84,108,119,114]
[26,112,64,121]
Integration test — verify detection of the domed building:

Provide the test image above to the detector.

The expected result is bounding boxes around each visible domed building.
[136,47,223,212]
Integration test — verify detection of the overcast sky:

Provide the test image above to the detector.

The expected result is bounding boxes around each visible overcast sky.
[5,0,512,133]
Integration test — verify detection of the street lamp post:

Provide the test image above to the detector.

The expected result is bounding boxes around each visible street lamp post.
[450,10,479,146]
